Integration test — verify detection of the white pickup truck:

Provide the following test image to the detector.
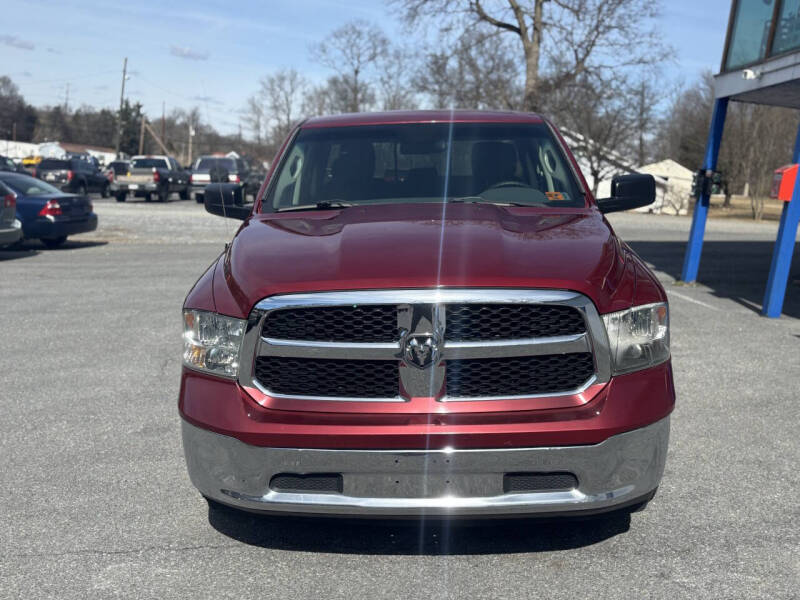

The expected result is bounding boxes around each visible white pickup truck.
[110,155,190,202]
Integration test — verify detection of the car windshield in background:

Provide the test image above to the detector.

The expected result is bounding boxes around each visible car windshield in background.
[265,122,584,212]
[38,159,70,170]
[0,173,62,196]
[132,158,168,169]
[195,157,236,172]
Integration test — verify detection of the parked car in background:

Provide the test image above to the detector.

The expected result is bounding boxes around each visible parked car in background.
[36,157,110,198]
[0,155,28,174]
[244,165,266,199]
[0,182,23,248]
[21,155,41,174]
[111,155,189,202]
[0,172,97,248]
[105,160,131,178]
[67,152,101,170]
[103,159,130,189]
[190,155,256,204]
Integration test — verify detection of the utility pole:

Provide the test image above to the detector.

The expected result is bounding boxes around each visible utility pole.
[187,122,195,166]
[64,83,70,112]
[138,117,146,155]
[161,101,166,144]
[115,57,128,157]
[143,120,171,155]
[12,122,16,142]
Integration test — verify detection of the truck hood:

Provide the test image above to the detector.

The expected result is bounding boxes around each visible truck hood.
[211,202,659,317]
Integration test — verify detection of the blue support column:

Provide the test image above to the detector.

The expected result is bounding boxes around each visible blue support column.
[681,97,729,283]
[761,122,800,318]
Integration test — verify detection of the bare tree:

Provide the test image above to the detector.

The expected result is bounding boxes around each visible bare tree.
[378,48,419,110]
[310,19,389,112]
[413,33,522,109]
[241,95,264,144]
[555,75,642,196]
[655,73,797,219]
[0,76,37,141]
[393,0,667,112]
[260,68,307,141]
[301,82,331,118]
[631,76,659,166]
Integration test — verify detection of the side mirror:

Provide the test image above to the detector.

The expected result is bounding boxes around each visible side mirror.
[596,174,656,214]
[204,183,251,220]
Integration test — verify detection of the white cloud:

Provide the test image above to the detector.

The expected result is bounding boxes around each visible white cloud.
[169,45,209,61]
[1,35,34,50]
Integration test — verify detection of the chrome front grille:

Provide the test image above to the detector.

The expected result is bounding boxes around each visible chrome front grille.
[443,304,586,340]
[445,353,596,398]
[253,357,399,398]
[263,304,399,343]
[239,289,611,402]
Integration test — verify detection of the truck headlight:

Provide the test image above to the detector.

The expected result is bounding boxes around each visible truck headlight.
[602,302,669,375]
[183,310,245,377]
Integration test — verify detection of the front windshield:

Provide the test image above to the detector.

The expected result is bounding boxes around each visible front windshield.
[264,122,584,212]
[1,173,63,196]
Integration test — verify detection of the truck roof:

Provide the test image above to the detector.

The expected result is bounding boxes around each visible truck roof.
[301,110,545,129]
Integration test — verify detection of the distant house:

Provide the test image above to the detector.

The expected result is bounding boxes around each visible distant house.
[559,129,635,194]
[636,159,693,215]
[558,130,691,215]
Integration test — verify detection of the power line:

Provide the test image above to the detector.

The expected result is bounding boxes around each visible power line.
[10,69,118,88]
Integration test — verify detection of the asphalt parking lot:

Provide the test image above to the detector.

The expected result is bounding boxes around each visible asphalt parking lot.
[1,198,799,599]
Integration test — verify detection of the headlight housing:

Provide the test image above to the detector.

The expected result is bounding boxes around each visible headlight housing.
[183,310,245,378]
[602,302,669,375]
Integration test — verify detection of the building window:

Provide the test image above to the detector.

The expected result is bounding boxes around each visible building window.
[725,0,775,70]
[772,0,800,55]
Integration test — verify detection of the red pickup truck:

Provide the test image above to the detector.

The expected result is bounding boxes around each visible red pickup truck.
[180,110,673,518]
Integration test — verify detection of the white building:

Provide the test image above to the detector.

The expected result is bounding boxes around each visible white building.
[0,140,116,166]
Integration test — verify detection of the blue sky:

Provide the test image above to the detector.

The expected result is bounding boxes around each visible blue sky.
[0,0,731,135]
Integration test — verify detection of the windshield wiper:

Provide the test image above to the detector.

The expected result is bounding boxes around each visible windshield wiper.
[449,196,531,207]
[276,201,354,212]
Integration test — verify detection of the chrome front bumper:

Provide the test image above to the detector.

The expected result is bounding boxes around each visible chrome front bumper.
[182,417,669,517]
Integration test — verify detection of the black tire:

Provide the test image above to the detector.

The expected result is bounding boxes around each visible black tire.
[179,187,189,200]
[77,183,87,197]
[115,192,127,202]
[158,187,169,203]
[195,193,204,204]
[42,236,67,249]
[101,182,110,198]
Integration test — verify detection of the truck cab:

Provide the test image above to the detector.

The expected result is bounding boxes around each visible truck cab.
[180,110,673,518]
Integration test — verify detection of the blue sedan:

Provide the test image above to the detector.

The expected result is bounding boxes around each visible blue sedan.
[0,171,98,248]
